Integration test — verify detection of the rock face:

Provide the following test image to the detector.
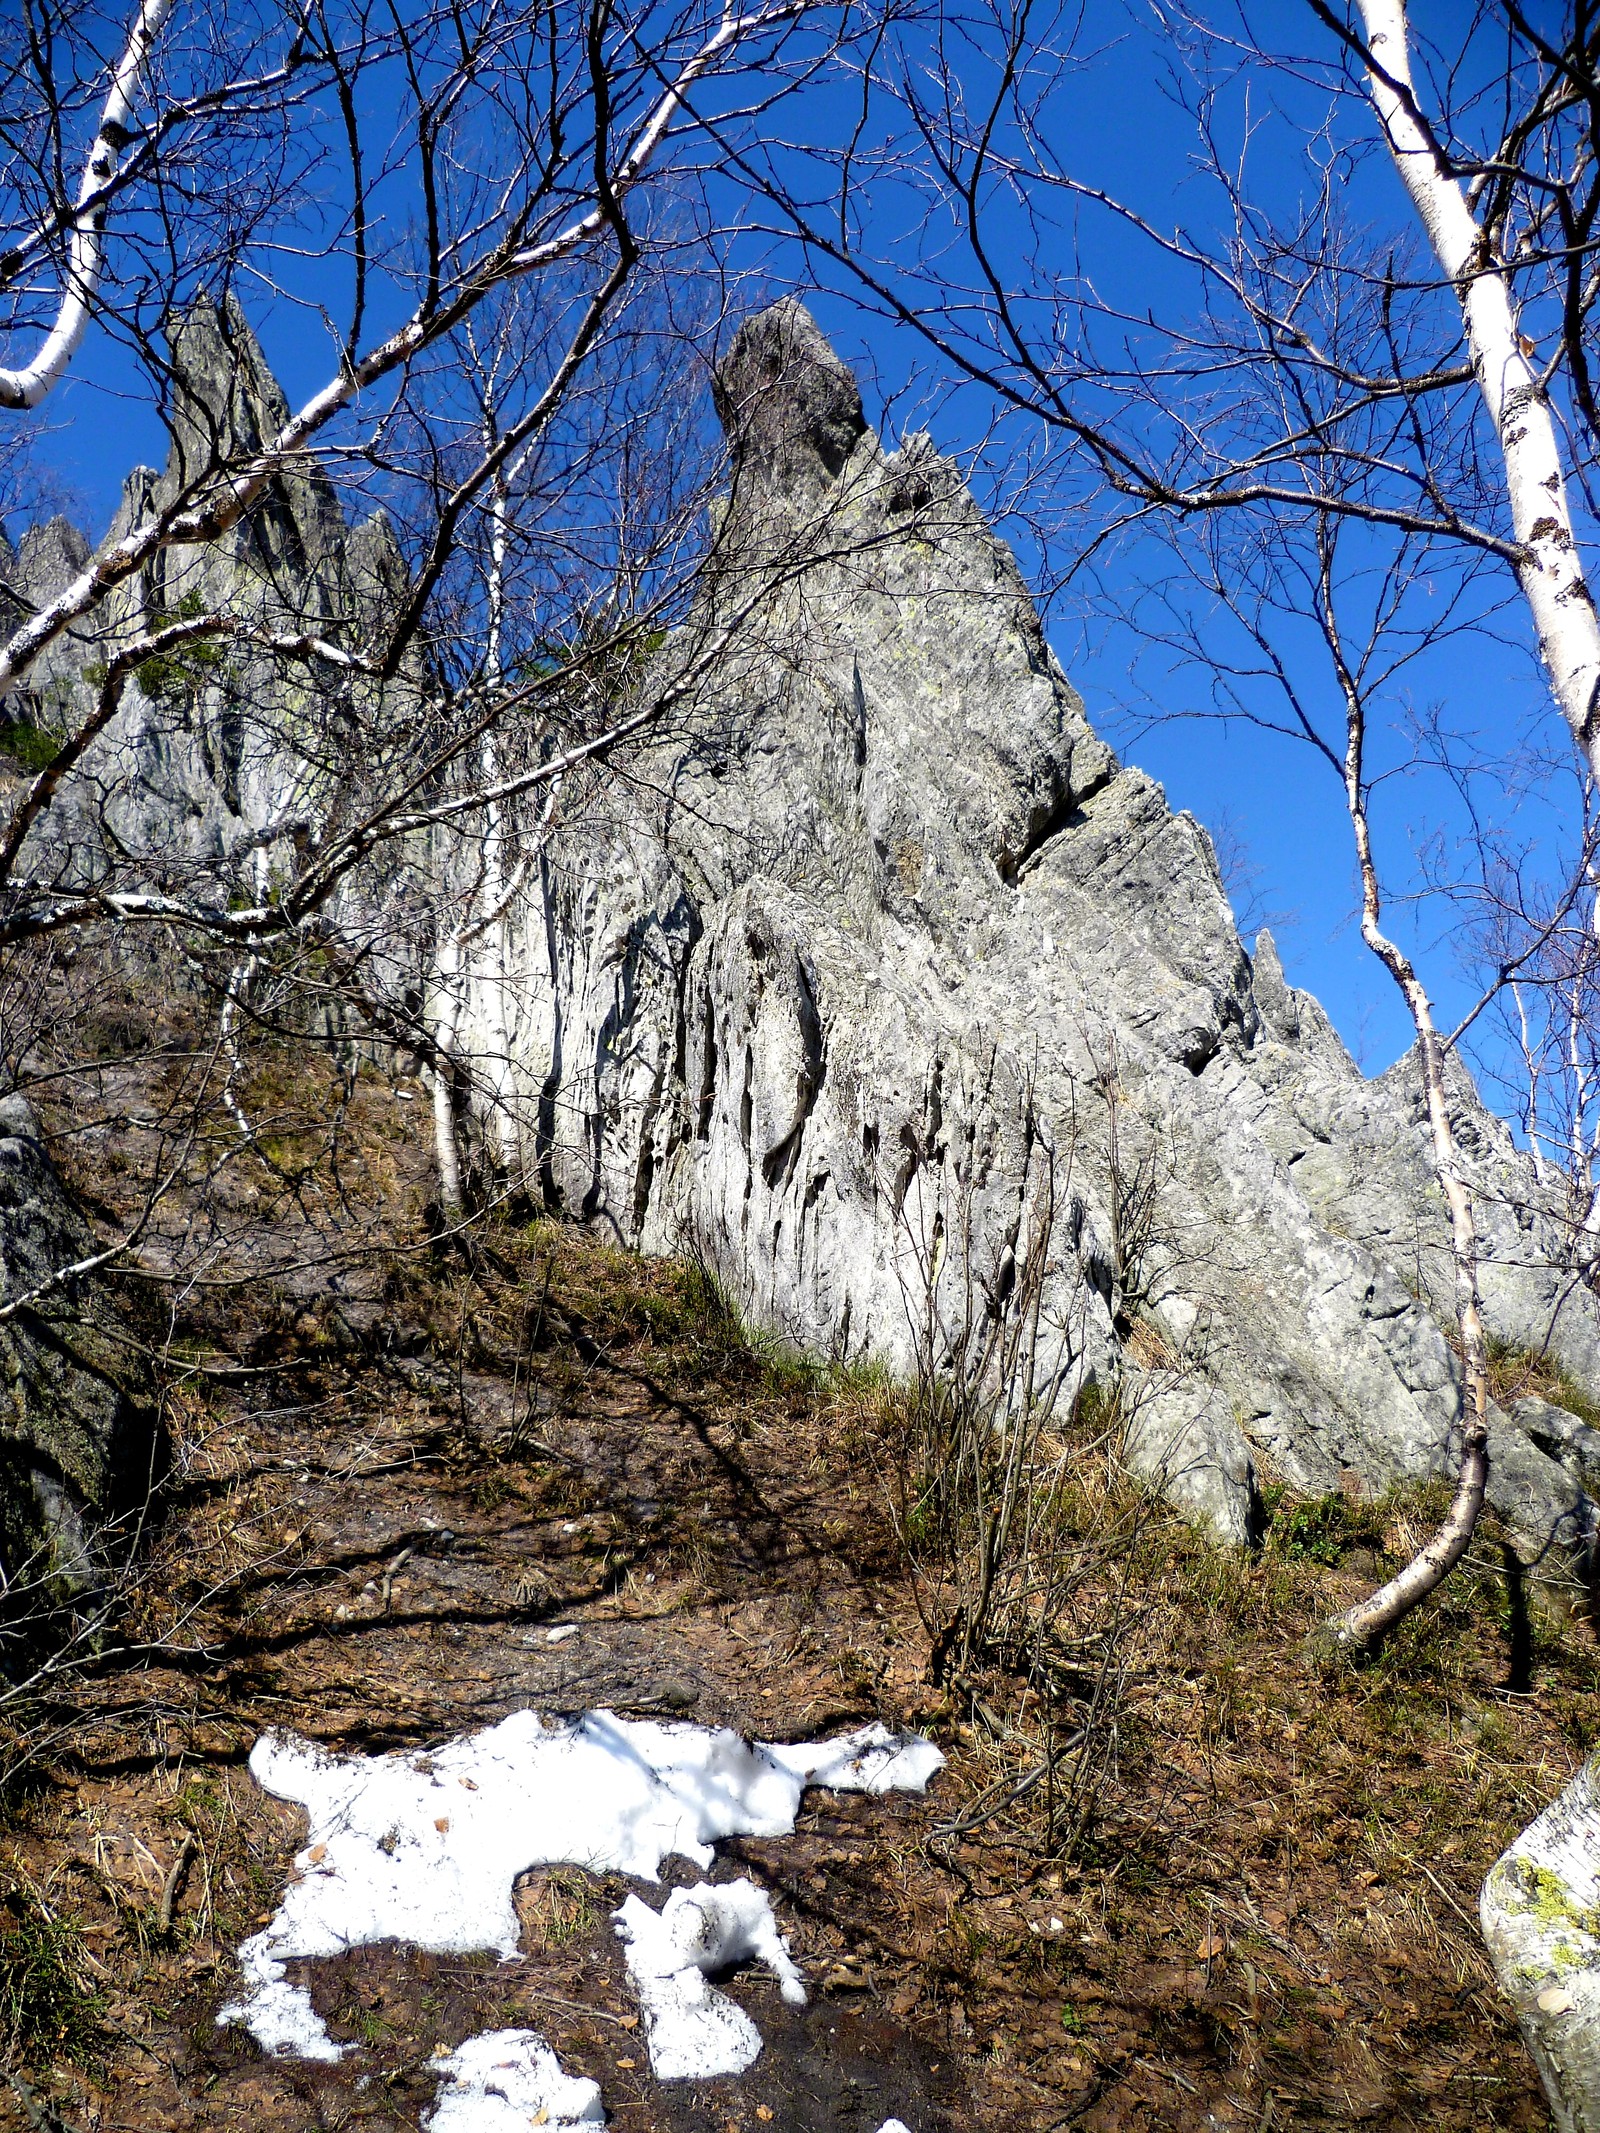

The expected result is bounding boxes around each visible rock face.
[465,298,1600,1561]
[0,1098,158,1625]
[8,295,1599,1565]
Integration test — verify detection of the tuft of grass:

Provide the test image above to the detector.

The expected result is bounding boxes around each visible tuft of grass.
[133,590,227,701]
[518,1866,599,1949]
[349,2004,393,2047]
[0,1880,103,2071]
[1265,1488,1390,1567]
[0,722,60,773]
[1487,1336,1600,1432]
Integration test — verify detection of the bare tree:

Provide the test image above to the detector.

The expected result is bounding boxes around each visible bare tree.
[0,0,848,1252]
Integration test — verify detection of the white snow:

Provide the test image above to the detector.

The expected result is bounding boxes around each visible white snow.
[763,1731,944,1797]
[222,1708,941,2061]
[225,1953,346,2062]
[614,1877,805,2080]
[425,2029,605,2131]
[874,2121,913,2133]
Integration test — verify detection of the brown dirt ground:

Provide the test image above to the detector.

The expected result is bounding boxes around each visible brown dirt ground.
[0,1013,1595,2133]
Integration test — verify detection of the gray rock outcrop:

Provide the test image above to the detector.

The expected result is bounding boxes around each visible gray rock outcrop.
[0,296,412,905]
[0,1097,158,1630]
[8,294,1598,1567]
[462,298,1600,1563]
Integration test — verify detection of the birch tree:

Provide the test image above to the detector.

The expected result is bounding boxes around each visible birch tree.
[1332,0,1600,785]
[0,0,179,412]
[0,0,847,1267]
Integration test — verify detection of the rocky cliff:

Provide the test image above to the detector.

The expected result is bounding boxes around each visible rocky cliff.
[463,299,1600,1565]
[0,297,409,904]
[11,296,1600,1571]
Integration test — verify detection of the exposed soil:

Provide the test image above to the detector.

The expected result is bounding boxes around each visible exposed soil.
[0,1012,1595,2132]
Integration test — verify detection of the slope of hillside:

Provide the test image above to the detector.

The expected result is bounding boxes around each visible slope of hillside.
[0,1008,1590,2133]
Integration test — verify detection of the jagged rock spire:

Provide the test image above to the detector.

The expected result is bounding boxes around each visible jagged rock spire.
[476,305,1600,1569]
[712,298,869,506]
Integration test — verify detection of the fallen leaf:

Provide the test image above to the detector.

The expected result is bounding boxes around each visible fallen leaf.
[1197,1935,1225,1959]
[757,2108,774,2122]
[616,2057,636,2070]
[616,2015,639,2030]
[307,1845,327,1865]
[460,1777,478,1791]
[434,1816,450,1833]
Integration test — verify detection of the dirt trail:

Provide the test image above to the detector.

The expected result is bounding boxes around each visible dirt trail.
[4,1207,980,2133]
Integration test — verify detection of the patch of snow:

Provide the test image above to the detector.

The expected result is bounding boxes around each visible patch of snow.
[425,2029,604,2131]
[222,1710,940,2061]
[224,1956,345,2063]
[874,2121,914,2133]
[614,1877,805,2080]
[764,1730,945,1797]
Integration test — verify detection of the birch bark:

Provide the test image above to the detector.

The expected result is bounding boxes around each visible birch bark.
[0,0,178,411]
[1483,1750,1600,2130]
[1316,544,1490,1651]
[1354,0,1600,781]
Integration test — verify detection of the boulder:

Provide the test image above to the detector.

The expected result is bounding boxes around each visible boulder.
[0,1097,158,1631]
[1483,1752,1600,2130]
[463,298,1600,1558]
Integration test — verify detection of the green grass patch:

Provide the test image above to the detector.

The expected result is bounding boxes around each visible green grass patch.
[1487,1336,1600,1432]
[0,1882,102,2071]
[1265,1489,1390,1567]
[0,722,60,773]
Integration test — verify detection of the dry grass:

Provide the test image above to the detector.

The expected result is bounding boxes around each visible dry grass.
[0,998,1590,2129]
[1488,1334,1600,1432]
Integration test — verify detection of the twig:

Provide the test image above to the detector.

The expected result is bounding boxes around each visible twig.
[380,1545,413,1613]
[1416,1858,1484,1937]
[934,1754,1054,1838]
[1134,2055,1200,2096]
[6,2071,77,2132]
[158,1831,196,1934]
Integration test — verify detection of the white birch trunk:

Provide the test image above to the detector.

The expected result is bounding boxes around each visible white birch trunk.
[477,776,522,1176]
[1320,633,1489,1649]
[1482,1753,1600,2130]
[0,0,177,411]
[1355,0,1600,782]
[478,466,521,1176]
[431,931,465,1217]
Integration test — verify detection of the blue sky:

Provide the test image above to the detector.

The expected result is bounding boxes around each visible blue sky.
[7,1,1577,1091]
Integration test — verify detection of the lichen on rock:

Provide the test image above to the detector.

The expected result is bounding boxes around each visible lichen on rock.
[1483,1754,1600,2128]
